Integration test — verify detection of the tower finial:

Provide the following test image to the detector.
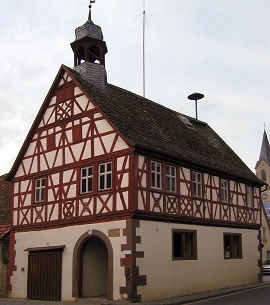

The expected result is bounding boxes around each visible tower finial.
[88,0,96,21]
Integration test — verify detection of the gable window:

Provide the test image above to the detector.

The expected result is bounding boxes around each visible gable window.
[99,162,112,191]
[35,178,46,203]
[224,233,242,259]
[193,172,202,197]
[166,165,176,192]
[72,125,82,143]
[151,161,162,189]
[47,133,55,151]
[246,186,253,208]
[172,229,197,260]
[221,179,229,203]
[81,166,93,194]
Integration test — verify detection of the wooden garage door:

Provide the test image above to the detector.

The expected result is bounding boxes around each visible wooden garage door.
[27,246,64,301]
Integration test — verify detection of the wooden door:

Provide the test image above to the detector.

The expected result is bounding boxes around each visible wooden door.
[27,249,63,301]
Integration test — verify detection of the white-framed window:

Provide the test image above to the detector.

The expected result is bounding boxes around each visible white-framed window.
[247,186,253,208]
[151,161,162,189]
[166,165,176,192]
[35,178,46,203]
[81,166,93,194]
[221,179,229,203]
[99,162,112,191]
[192,172,202,197]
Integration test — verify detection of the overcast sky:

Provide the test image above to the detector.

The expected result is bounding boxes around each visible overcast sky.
[0,0,269,175]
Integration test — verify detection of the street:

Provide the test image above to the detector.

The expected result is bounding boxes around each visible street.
[184,281,270,305]
[1,278,270,305]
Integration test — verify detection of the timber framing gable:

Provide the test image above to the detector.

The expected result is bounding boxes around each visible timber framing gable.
[7,65,133,181]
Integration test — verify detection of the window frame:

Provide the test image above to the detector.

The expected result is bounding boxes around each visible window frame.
[34,178,46,204]
[221,179,229,203]
[151,161,162,190]
[172,229,197,260]
[80,166,94,194]
[47,133,55,151]
[223,233,242,259]
[72,124,82,143]
[246,186,254,208]
[261,169,266,182]
[192,171,202,198]
[98,162,113,191]
[166,165,177,192]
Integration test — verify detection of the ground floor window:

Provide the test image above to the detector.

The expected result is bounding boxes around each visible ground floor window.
[172,229,197,260]
[224,233,242,259]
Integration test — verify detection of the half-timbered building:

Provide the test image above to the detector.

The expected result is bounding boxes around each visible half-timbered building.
[6,5,264,303]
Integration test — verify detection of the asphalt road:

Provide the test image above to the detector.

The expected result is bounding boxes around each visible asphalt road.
[1,277,270,305]
[183,284,270,305]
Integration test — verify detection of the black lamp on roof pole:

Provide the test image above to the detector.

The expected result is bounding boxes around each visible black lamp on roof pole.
[88,0,96,21]
[188,92,204,120]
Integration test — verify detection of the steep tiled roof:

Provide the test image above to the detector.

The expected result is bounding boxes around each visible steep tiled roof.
[0,174,11,227]
[0,224,10,238]
[68,67,262,185]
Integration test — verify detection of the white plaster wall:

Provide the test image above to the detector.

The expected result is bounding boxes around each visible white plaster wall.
[10,220,127,301]
[137,221,260,302]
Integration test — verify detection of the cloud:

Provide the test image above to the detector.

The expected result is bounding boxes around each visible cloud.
[0,0,269,175]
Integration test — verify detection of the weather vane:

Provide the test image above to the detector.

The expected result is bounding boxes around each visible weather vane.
[88,0,96,21]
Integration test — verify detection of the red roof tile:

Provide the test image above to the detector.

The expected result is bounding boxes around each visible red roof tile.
[0,174,11,227]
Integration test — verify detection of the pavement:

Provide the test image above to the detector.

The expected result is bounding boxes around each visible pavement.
[1,279,270,305]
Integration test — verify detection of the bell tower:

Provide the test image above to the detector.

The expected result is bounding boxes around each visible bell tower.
[71,1,108,90]
[255,129,270,200]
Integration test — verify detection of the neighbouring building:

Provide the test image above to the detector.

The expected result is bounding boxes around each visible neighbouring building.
[6,5,264,303]
[255,129,270,261]
[0,174,11,297]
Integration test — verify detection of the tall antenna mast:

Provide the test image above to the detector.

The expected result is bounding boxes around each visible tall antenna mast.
[143,0,146,97]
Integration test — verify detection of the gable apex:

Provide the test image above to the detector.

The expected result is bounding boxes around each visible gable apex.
[6,65,130,180]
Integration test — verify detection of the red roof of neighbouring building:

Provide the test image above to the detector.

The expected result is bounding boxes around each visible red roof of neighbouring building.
[0,174,11,237]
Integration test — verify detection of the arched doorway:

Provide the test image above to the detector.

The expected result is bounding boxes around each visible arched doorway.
[82,237,108,298]
[72,230,113,300]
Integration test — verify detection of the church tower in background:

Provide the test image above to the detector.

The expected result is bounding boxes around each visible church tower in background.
[255,129,270,218]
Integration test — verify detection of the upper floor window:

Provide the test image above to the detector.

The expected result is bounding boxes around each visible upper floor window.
[47,133,55,151]
[81,166,93,194]
[151,161,162,189]
[224,233,242,259]
[246,186,253,208]
[72,125,82,143]
[261,169,266,182]
[221,179,229,203]
[166,165,176,192]
[172,229,197,260]
[99,162,112,191]
[35,178,46,203]
[193,172,202,197]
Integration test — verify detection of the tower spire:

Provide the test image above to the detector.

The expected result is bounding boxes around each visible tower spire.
[71,0,108,90]
[88,0,96,21]
[256,129,270,168]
